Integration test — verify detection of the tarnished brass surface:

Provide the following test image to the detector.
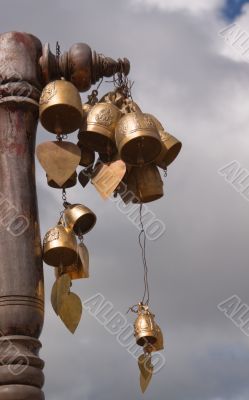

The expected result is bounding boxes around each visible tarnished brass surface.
[39,80,83,134]
[63,203,96,236]
[115,111,162,165]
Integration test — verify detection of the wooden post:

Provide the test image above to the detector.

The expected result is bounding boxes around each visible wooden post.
[0,32,45,400]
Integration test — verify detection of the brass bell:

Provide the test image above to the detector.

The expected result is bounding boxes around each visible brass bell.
[78,102,122,154]
[156,131,182,169]
[39,80,83,134]
[135,164,163,203]
[77,142,95,167]
[134,304,157,346]
[47,172,77,189]
[115,110,162,166]
[55,243,89,280]
[63,203,96,235]
[118,168,139,204]
[43,222,77,267]
[149,115,182,169]
[78,168,91,188]
[144,324,164,353]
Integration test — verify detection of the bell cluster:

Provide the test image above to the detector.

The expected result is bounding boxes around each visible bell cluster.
[38,79,182,202]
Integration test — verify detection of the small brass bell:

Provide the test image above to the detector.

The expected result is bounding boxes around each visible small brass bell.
[135,164,163,203]
[63,203,96,235]
[149,115,182,168]
[118,168,139,204]
[39,80,83,134]
[77,142,95,167]
[47,172,77,189]
[78,102,122,154]
[115,110,162,166]
[134,304,157,346]
[144,324,164,353]
[43,222,77,267]
[55,243,89,280]
[78,168,91,188]
[156,131,182,169]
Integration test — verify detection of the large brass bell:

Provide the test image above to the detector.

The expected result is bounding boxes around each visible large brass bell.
[39,80,83,134]
[135,164,163,203]
[149,115,182,169]
[78,102,122,154]
[134,304,157,346]
[43,222,77,267]
[63,203,96,235]
[115,110,162,166]
[47,172,77,189]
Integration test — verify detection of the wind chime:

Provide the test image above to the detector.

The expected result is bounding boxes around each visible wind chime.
[36,44,182,392]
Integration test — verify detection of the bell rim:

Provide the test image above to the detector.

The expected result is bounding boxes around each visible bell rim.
[43,247,77,267]
[78,129,116,154]
[40,104,83,134]
[119,136,162,166]
[157,141,182,168]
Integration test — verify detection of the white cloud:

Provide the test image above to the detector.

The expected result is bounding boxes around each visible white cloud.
[129,0,224,15]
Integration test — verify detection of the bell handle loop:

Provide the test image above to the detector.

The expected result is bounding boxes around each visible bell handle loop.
[127,303,140,314]
[63,201,71,209]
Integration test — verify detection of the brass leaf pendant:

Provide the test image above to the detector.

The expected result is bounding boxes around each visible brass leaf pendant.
[51,273,83,333]
[91,160,126,199]
[36,141,81,186]
[138,353,153,393]
[59,292,83,334]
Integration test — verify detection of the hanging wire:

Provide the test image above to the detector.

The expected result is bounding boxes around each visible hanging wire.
[138,204,150,305]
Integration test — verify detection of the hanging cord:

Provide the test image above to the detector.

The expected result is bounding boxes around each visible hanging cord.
[56,41,61,77]
[138,204,150,306]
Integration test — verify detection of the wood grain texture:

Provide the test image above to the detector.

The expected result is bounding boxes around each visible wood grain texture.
[0,31,44,399]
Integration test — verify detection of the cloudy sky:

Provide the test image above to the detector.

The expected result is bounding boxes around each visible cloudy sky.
[2,0,249,399]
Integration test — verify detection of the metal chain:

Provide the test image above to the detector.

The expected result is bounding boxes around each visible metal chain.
[62,188,67,203]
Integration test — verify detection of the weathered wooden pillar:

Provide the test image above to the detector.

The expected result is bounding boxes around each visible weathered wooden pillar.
[0,32,44,400]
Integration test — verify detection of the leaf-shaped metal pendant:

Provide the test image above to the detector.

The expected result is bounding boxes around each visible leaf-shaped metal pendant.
[91,160,126,199]
[59,292,83,334]
[51,274,71,315]
[36,141,81,186]
[138,353,153,393]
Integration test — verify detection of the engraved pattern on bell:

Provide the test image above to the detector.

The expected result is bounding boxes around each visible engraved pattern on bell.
[134,305,157,346]
[43,228,60,244]
[39,81,57,105]
[95,108,113,126]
